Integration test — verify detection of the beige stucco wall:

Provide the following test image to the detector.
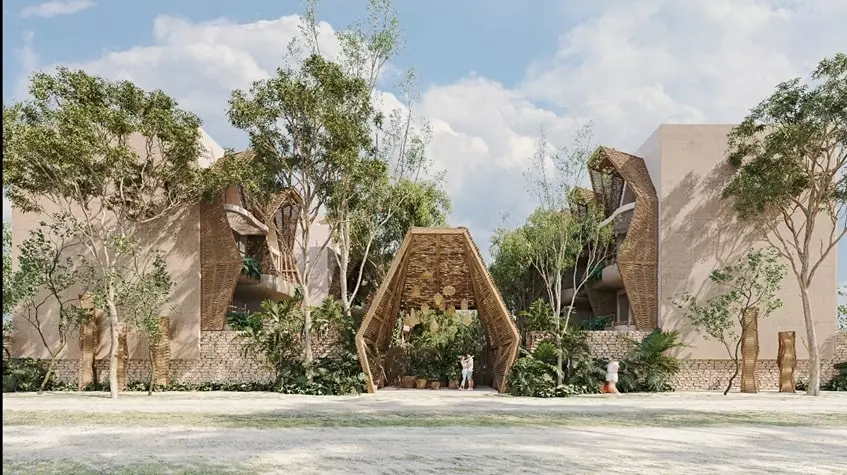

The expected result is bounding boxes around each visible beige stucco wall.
[646,124,838,360]
[297,219,337,306]
[7,130,213,361]
[9,202,202,361]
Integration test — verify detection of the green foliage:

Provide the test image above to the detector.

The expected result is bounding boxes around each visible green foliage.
[3,67,204,216]
[673,247,785,394]
[823,362,847,391]
[617,330,685,393]
[531,341,558,366]
[226,310,260,332]
[519,299,554,333]
[2,358,49,393]
[237,291,366,395]
[241,256,262,281]
[402,311,485,382]
[12,217,92,392]
[580,315,613,331]
[3,68,206,398]
[838,287,846,331]
[507,351,559,397]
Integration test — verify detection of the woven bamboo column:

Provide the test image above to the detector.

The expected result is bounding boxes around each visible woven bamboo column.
[116,323,129,391]
[77,293,98,391]
[777,331,796,393]
[740,308,759,393]
[152,317,171,386]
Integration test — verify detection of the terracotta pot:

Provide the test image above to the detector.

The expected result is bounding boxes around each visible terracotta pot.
[448,380,458,390]
[415,378,428,389]
[429,381,441,390]
[402,376,416,389]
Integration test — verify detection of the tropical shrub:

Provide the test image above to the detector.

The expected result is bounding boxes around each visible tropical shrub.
[507,351,559,397]
[617,329,685,393]
[241,256,262,280]
[823,362,847,391]
[3,358,49,392]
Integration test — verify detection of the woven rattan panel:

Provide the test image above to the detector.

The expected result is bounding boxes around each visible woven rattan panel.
[152,317,171,386]
[116,324,129,391]
[590,147,659,330]
[740,308,759,393]
[356,228,520,393]
[200,196,242,331]
[777,331,796,393]
[77,293,98,390]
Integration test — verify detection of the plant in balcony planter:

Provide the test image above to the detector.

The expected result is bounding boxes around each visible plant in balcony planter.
[241,256,262,280]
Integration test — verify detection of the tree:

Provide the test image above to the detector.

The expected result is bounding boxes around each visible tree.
[838,286,846,331]
[722,53,846,395]
[228,54,376,364]
[3,223,20,356]
[13,215,92,393]
[347,179,451,305]
[118,252,173,396]
[3,69,205,398]
[489,223,544,316]
[517,126,615,384]
[674,248,786,395]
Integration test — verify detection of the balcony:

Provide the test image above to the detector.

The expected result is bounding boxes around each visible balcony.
[236,255,297,301]
[600,202,634,234]
[225,203,268,236]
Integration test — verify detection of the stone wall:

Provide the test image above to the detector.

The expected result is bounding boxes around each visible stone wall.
[526,330,847,391]
[51,329,342,386]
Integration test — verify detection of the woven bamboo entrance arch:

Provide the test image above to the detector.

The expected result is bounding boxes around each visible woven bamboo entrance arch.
[355,227,520,393]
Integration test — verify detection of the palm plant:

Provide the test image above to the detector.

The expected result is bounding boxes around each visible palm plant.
[620,329,686,392]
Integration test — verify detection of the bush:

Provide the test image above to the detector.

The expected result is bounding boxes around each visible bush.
[2,358,49,392]
[616,329,684,393]
[532,341,558,366]
[823,362,847,391]
[226,310,260,332]
[507,352,558,397]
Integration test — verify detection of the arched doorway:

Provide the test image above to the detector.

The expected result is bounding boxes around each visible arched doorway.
[355,227,520,393]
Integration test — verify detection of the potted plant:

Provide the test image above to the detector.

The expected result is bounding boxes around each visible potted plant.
[446,366,460,390]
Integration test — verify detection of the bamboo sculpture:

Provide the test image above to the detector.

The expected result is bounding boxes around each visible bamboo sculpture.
[740,308,759,393]
[77,293,98,391]
[117,324,129,391]
[152,317,171,386]
[777,331,797,393]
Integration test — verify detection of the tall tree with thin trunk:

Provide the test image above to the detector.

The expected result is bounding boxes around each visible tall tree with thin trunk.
[519,125,615,384]
[674,247,786,395]
[13,214,93,393]
[722,53,846,395]
[3,68,205,398]
[227,54,375,364]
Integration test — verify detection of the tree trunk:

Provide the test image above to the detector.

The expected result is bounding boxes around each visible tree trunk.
[800,284,820,395]
[725,338,743,395]
[148,347,155,396]
[39,356,59,394]
[302,289,313,364]
[107,297,120,399]
[338,218,351,317]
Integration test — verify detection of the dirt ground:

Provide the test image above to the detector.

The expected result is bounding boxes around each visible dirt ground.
[4,390,847,474]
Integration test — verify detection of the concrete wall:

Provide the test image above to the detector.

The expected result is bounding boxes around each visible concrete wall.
[651,124,838,361]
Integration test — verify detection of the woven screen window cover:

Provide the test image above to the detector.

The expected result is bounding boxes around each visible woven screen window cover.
[589,147,659,331]
[355,227,520,393]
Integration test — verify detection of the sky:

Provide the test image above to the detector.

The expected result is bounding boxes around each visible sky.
[2,0,846,298]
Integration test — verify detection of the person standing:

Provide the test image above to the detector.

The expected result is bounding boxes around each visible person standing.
[460,354,474,390]
[602,360,619,394]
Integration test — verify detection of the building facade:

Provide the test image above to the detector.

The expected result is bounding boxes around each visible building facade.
[7,131,340,385]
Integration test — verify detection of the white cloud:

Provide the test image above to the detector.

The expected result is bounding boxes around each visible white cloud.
[20,0,94,18]
[8,1,847,262]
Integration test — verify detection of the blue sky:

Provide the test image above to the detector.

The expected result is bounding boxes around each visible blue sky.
[2,0,846,295]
